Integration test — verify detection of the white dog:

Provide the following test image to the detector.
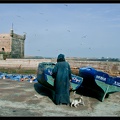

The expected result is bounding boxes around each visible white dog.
[71,91,85,108]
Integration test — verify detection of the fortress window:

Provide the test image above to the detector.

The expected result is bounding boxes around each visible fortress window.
[2,48,5,51]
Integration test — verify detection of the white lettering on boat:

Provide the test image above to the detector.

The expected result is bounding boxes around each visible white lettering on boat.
[96,75,106,82]
[72,77,80,83]
[48,69,52,75]
[114,81,120,87]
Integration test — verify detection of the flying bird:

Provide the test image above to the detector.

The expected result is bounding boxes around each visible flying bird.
[45,29,48,31]
[89,47,91,50]
[16,15,21,17]
[67,30,70,32]
[39,12,43,14]
[16,15,24,19]
[82,35,87,38]
[64,4,68,6]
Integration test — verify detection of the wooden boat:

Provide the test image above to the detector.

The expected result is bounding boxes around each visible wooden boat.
[79,67,120,101]
[95,71,120,101]
[37,62,83,91]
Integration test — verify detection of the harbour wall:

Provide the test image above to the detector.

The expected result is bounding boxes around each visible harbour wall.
[0,58,120,76]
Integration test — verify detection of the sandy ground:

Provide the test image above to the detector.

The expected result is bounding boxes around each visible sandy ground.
[0,78,120,117]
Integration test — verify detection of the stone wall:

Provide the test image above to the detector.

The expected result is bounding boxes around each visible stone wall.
[0,59,51,69]
[11,31,25,58]
[51,58,120,76]
[0,54,3,60]
[11,38,24,58]
[0,58,120,76]
[0,34,11,52]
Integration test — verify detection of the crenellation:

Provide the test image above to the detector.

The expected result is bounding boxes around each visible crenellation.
[12,33,25,40]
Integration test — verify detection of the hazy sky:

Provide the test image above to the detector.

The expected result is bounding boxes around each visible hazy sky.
[0,3,120,58]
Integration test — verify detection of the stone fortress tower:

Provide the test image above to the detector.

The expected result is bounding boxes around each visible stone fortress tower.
[0,29,26,59]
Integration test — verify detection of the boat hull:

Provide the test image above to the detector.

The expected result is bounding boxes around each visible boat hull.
[37,62,83,91]
[95,71,120,101]
[79,67,120,101]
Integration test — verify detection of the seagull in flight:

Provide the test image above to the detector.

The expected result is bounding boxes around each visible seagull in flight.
[67,30,70,32]
[64,4,68,6]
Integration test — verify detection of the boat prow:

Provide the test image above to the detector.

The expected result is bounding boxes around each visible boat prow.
[95,71,120,101]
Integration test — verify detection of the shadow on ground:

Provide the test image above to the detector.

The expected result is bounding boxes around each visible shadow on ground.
[34,83,55,104]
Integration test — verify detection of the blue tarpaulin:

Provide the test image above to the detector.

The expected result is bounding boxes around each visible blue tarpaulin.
[0,72,37,83]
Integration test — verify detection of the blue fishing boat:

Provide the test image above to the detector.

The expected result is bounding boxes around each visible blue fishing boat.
[95,71,120,101]
[37,62,83,91]
[79,67,120,101]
